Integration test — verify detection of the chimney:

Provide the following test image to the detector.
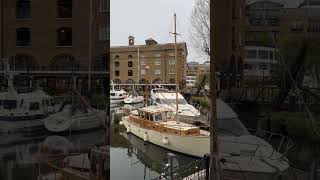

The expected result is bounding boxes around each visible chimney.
[128,36,135,46]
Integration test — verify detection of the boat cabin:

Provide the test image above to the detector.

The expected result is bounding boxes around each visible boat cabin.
[129,106,201,136]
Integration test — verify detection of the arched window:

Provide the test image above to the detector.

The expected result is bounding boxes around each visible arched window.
[57,0,72,18]
[139,79,149,84]
[50,54,79,71]
[126,79,135,84]
[128,61,133,67]
[153,79,162,84]
[128,55,133,59]
[16,28,31,46]
[16,0,31,19]
[115,55,119,59]
[57,27,72,46]
[113,79,122,84]
[10,54,38,71]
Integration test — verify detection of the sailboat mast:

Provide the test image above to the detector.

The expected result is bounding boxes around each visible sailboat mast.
[137,47,140,89]
[174,13,179,124]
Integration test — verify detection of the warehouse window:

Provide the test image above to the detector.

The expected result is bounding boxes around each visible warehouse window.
[16,28,31,46]
[57,0,72,18]
[57,27,72,46]
[16,0,31,19]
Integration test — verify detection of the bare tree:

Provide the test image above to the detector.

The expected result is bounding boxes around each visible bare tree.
[189,0,210,58]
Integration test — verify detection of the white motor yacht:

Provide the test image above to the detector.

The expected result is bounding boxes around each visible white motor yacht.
[150,87,200,117]
[0,69,56,133]
[110,81,127,105]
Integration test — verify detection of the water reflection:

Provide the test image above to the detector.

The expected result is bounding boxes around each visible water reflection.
[110,104,197,180]
[0,129,107,180]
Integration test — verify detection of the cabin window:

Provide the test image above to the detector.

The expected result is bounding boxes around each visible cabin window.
[145,113,150,120]
[29,102,40,110]
[142,112,146,119]
[155,98,161,104]
[3,100,17,110]
[20,99,24,108]
[155,113,162,121]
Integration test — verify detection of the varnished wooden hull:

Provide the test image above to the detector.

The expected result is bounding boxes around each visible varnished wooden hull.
[122,116,210,157]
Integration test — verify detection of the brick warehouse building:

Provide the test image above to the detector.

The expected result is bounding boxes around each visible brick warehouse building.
[110,36,187,85]
[0,0,109,93]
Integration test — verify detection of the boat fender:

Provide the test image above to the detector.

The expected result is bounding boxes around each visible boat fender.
[119,121,124,125]
[162,137,169,145]
[143,132,148,142]
[127,124,131,133]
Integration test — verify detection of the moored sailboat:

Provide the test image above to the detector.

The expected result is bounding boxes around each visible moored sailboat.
[121,13,290,179]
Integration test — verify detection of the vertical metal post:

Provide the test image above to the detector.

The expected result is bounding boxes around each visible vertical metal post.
[88,0,93,91]
[1,0,4,61]
[211,0,220,179]
[204,153,210,180]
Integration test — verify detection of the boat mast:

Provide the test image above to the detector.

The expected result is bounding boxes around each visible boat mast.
[137,47,140,91]
[173,13,179,124]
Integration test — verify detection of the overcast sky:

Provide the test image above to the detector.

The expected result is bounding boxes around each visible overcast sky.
[110,0,202,62]
[110,0,306,63]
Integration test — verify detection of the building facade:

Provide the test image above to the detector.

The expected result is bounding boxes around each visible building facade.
[213,0,246,88]
[110,37,187,85]
[242,0,320,86]
[186,61,210,77]
[0,0,109,92]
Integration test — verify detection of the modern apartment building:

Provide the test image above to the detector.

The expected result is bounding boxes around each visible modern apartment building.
[242,0,320,86]
[110,37,187,85]
[0,0,109,91]
[186,61,210,77]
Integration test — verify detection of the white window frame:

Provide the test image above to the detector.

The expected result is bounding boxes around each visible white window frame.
[140,59,145,65]
[169,59,176,65]
[155,59,161,65]
[141,69,146,75]
[155,69,161,75]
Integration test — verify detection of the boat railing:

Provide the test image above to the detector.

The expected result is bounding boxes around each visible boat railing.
[248,128,293,158]
[153,154,209,180]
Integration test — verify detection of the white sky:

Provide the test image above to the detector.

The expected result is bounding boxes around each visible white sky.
[110,0,206,63]
[110,0,305,63]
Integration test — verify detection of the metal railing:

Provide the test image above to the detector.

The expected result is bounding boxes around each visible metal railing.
[153,154,209,180]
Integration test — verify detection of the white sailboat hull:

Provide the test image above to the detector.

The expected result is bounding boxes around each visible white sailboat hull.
[122,116,210,157]
[44,111,105,133]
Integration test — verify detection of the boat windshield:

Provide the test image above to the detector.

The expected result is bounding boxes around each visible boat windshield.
[218,118,249,136]
[161,98,187,105]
